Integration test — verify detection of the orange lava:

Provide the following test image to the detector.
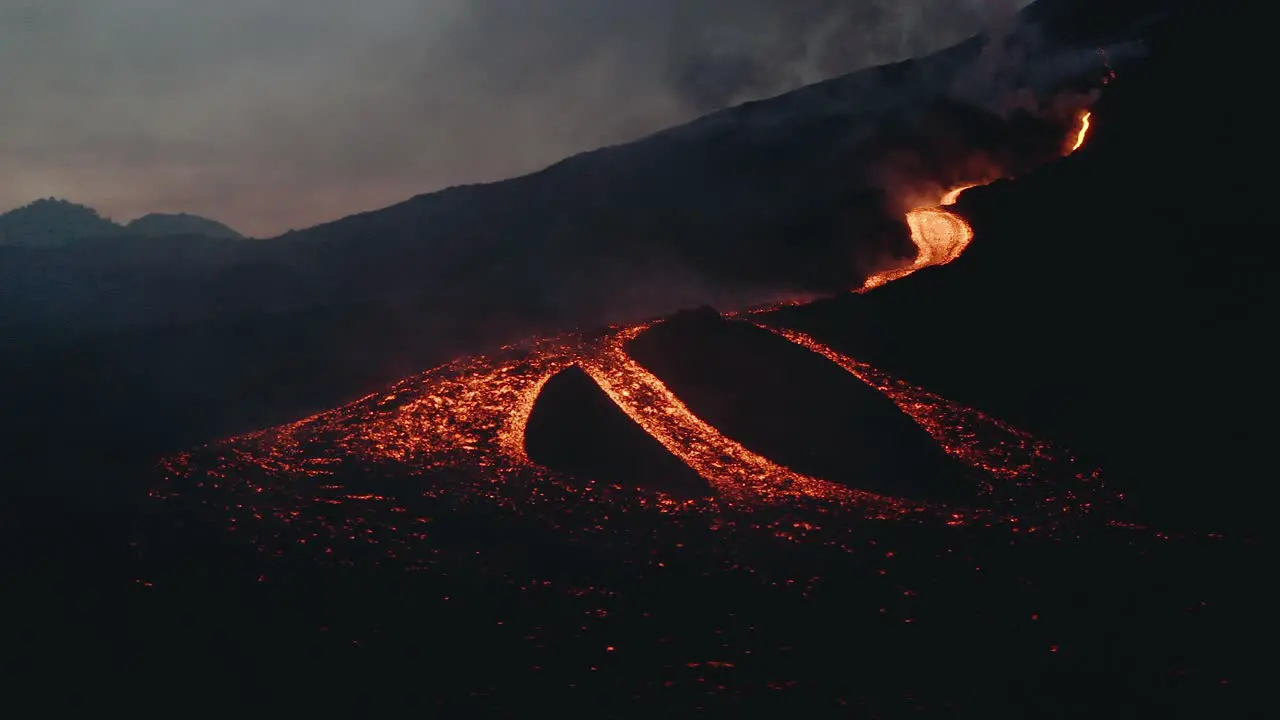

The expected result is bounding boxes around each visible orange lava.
[861,186,976,291]
[753,325,1099,490]
[940,184,978,205]
[153,107,1120,552]
[580,324,899,509]
[860,112,1094,293]
[157,307,1123,536]
[1071,111,1093,152]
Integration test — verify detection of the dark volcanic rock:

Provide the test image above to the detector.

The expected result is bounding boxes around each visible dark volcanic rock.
[625,308,974,504]
[524,365,714,499]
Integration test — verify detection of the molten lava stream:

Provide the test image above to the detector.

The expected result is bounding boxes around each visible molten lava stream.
[861,185,976,291]
[860,110,1093,293]
[753,323,1037,477]
[748,321,1123,524]
[497,370,561,464]
[1071,111,1092,152]
[159,113,1101,511]
[578,325,914,513]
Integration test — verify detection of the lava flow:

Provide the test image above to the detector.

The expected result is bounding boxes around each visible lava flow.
[151,108,1118,566]
[861,111,1094,291]
[158,324,923,516]
[156,312,1120,558]
[579,324,891,508]
[1072,111,1093,152]
[861,185,977,291]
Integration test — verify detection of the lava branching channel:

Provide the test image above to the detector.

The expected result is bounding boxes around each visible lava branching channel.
[151,110,1120,562]
[155,317,1124,561]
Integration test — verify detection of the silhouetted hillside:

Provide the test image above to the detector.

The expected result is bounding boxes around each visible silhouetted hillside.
[0,198,121,246]
[0,198,243,246]
[125,213,244,240]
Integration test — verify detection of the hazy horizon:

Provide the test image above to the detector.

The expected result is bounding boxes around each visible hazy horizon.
[2,0,1027,237]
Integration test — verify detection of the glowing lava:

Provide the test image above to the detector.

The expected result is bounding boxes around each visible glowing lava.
[151,106,1121,565]
[941,184,979,205]
[1071,111,1093,152]
[861,184,976,291]
[156,305,1121,542]
[861,111,1094,292]
[751,323,1099,495]
[579,324,896,509]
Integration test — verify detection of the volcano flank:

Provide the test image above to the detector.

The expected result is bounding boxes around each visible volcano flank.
[5,0,1266,716]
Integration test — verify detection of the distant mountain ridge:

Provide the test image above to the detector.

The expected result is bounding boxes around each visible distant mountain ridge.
[0,198,243,246]
[124,213,244,240]
[0,198,120,246]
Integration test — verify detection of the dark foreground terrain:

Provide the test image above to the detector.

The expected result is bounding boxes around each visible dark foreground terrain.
[3,0,1270,715]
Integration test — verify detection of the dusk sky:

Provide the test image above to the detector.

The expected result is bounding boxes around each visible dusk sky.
[2,0,1026,237]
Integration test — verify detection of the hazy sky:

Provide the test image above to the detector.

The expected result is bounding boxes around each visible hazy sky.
[1,0,1027,237]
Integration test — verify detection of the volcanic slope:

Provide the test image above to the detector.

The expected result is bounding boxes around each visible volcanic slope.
[1,0,1154,506]
[114,2,1266,714]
